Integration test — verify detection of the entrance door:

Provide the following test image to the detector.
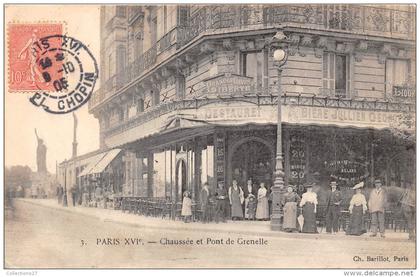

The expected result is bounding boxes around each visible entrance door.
[231,140,274,189]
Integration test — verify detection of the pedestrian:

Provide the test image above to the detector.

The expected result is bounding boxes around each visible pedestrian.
[57,185,63,204]
[246,194,257,220]
[282,184,301,232]
[255,182,269,220]
[346,182,367,236]
[400,186,415,241]
[299,182,318,233]
[200,182,211,223]
[95,185,103,208]
[326,181,342,234]
[368,179,387,238]
[229,179,244,220]
[181,191,192,223]
[243,178,256,219]
[70,186,77,207]
[215,182,227,223]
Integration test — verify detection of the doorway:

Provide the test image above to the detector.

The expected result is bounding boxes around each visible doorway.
[230,139,274,189]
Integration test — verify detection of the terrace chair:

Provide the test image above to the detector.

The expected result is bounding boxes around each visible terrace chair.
[161,201,172,219]
[174,202,183,220]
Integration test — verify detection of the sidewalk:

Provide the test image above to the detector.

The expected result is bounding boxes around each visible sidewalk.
[16,198,411,242]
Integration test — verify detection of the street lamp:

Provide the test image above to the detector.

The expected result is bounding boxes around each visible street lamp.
[63,160,68,207]
[270,32,289,231]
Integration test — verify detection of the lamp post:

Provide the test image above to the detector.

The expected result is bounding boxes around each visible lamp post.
[270,32,289,231]
[63,160,68,207]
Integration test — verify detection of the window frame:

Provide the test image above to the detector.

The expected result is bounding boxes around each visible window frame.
[322,52,350,98]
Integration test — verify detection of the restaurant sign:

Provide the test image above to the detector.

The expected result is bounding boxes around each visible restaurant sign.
[204,73,254,96]
[286,106,415,131]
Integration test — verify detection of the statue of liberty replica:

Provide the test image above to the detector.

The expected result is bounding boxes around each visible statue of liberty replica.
[34,129,47,173]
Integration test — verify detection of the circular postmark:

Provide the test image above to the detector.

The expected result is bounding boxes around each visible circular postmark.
[29,34,98,114]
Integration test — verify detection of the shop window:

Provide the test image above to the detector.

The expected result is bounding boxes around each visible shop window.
[241,51,265,90]
[385,59,410,96]
[323,52,349,98]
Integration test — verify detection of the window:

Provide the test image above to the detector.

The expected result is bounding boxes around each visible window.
[241,51,266,90]
[108,53,113,80]
[152,90,160,106]
[149,8,158,45]
[177,6,189,27]
[323,52,349,97]
[116,46,126,73]
[137,98,144,113]
[385,59,410,95]
[116,6,127,18]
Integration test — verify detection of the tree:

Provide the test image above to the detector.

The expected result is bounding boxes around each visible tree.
[5,165,33,189]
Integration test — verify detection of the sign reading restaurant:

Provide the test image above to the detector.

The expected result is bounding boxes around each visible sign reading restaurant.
[204,73,254,96]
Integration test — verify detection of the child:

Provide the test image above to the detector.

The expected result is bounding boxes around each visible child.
[181,191,192,223]
[247,194,257,220]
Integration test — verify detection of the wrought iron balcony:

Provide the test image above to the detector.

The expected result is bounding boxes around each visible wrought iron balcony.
[177,4,415,47]
[91,4,414,111]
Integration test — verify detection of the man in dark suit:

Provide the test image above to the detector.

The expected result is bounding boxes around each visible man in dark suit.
[200,182,211,223]
[326,181,342,234]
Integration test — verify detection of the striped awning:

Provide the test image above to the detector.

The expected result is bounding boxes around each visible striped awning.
[78,152,108,177]
[89,149,122,175]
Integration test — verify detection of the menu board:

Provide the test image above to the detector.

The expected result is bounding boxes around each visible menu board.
[289,133,306,194]
[215,132,226,188]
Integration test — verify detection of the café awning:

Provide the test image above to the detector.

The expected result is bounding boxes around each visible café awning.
[78,152,108,177]
[89,148,122,175]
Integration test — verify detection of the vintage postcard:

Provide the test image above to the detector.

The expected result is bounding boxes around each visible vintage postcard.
[4,3,416,271]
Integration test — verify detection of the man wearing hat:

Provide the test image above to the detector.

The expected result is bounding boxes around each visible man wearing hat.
[326,181,342,234]
[368,179,388,238]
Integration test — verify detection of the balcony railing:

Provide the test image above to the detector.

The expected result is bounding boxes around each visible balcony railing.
[177,4,415,47]
[91,4,414,111]
[90,29,178,110]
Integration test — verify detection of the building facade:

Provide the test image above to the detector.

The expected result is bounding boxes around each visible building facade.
[86,4,415,205]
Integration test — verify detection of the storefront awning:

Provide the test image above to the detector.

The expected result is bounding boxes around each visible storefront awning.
[89,149,122,175]
[78,152,108,177]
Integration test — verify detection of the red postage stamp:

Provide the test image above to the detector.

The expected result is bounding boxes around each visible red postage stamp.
[8,23,64,92]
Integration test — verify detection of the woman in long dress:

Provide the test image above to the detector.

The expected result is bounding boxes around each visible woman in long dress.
[282,185,301,232]
[256,182,269,220]
[299,183,318,233]
[346,182,367,236]
[229,180,244,220]
[181,191,192,223]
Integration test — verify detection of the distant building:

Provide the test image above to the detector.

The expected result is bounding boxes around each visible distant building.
[77,4,414,204]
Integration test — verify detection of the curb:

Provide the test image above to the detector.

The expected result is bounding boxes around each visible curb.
[16,199,413,243]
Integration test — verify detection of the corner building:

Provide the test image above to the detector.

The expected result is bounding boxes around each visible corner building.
[88,5,415,207]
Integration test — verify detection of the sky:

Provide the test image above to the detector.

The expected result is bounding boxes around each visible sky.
[5,5,101,173]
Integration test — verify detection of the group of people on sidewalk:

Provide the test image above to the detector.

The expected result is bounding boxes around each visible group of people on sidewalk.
[281,179,388,237]
[181,177,390,239]
[181,179,273,223]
